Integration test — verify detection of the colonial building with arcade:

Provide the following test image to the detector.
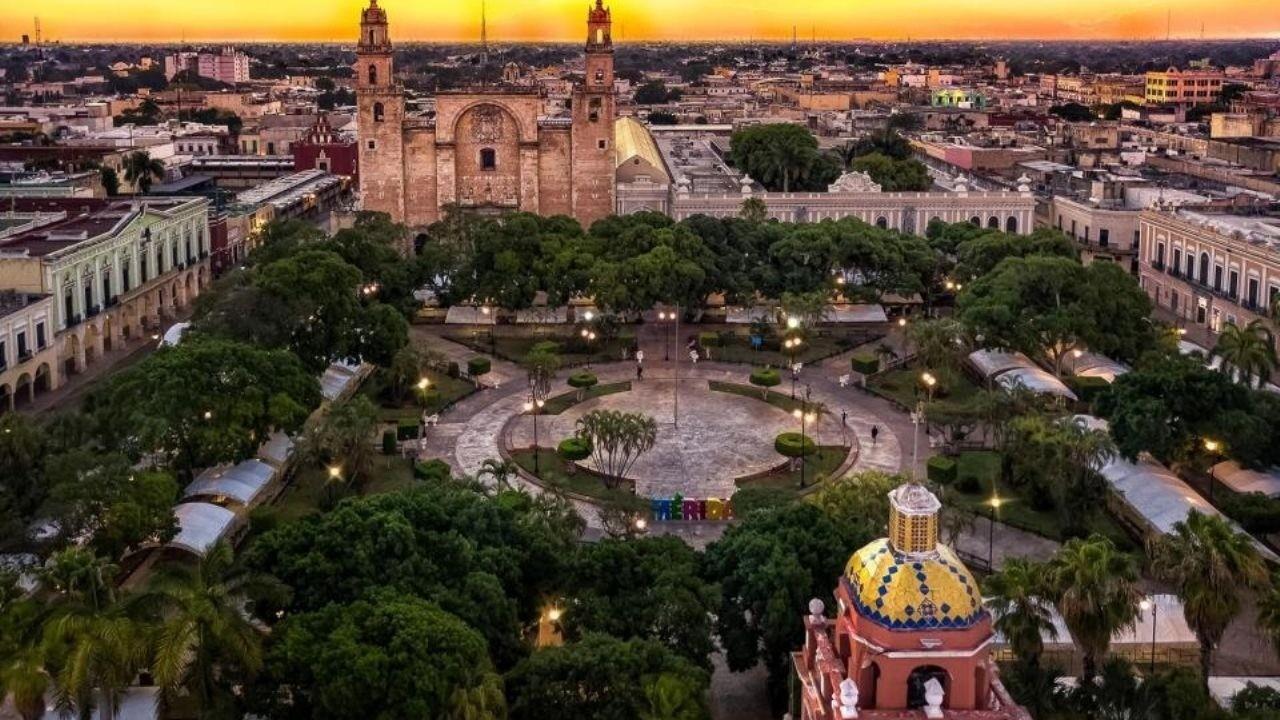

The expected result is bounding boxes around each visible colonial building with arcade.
[355,0,617,229]
[793,483,1030,720]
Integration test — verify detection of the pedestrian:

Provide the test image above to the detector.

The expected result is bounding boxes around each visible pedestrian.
[636,349,645,364]
[636,363,644,380]
[841,409,847,427]
[871,424,880,445]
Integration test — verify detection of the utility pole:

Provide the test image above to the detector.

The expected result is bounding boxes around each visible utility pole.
[1166,8,1171,41]
[480,0,489,67]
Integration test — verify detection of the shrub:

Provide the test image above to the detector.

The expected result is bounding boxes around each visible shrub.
[396,417,420,441]
[927,456,957,485]
[851,352,879,375]
[249,506,279,536]
[467,357,491,376]
[446,361,460,378]
[731,486,794,516]
[749,367,781,396]
[699,331,721,347]
[567,372,599,389]
[413,458,452,482]
[774,432,817,458]
[1068,375,1110,404]
[557,436,592,462]
[381,430,397,455]
[1221,492,1280,535]
[956,451,1001,494]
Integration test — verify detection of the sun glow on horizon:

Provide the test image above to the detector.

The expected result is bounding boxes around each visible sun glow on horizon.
[9,0,1280,43]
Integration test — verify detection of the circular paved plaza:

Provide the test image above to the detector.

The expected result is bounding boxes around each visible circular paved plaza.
[506,378,851,499]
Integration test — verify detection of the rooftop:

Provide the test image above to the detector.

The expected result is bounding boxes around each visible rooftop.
[0,197,202,259]
[0,291,50,320]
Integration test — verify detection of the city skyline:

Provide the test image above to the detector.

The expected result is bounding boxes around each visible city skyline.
[9,0,1280,43]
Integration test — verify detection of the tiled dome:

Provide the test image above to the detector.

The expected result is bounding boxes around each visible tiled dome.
[844,538,986,631]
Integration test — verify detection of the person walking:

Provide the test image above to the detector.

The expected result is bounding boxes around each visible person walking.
[870,424,880,445]
[841,409,847,427]
[636,363,644,380]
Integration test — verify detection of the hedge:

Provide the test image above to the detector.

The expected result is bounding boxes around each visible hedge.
[1222,492,1280,534]
[750,367,781,389]
[446,361,461,378]
[927,456,957,485]
[1068,375,1110,403]
[851,352,879,375]
[774,432,817,458]
[699,331,721,347]
[396,417,420,441]
[557,436,593,462]
[381,430,398,455]
[467,357,491,376]
[413,458,453,482]
[567,371,599,389]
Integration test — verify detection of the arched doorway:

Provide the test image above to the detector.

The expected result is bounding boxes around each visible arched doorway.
[83,323,101,366]
[102,315,114,352]
[0,383,11,413]
[969,216,981,226]
[858,661,881,708]
[875,216,888,229]
[34,363,52,395]
[986,216,999,229]
[13,373,32,409]
[1005,216,1018,233]
[62,332,82,376]
[907,665,950,709]
[414,233,429,253]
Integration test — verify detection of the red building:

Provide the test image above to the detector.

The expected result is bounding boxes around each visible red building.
[793,483,1030,720]
[292,114,358,179]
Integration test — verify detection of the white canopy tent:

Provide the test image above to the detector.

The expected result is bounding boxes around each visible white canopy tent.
[184,459,276,506]
[444,306,496,325]
[160,321,191,347]
[319,363,359,402]
[1209,461,1280,497]
[257,431,296,468]
[1208,678,1280,710]
[996,367,1078,400]
[827,304,888,324]
[168,502,237,557]
[1069,350,1129,383]
[514,306,569,324]
[968,349,1035,380]
[726,305,774,324]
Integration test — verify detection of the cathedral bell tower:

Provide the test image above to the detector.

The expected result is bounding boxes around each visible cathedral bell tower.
[570,0,617,225]
[355,0,407,234]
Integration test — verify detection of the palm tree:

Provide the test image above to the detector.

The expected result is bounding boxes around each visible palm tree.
[478,458,519,492]
[1149,511,1267,691]
[121,151,165,195]
[906,318,965,374]
[0,644,50,720]
[297,395,380,487]
[43,610,148,720]
[1044,534,1142,683]
[136,542,264,714]
[446,667,506,720]
[1211,320,1277,387]
[40,548,118,613]
[1257,579,1280,662]
[984,558,1057,669]
[767,139,811,193]
[834,142,860,171]
[641,672,706,720]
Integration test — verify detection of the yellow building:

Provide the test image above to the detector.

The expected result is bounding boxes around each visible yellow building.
[1145,68,1224,107]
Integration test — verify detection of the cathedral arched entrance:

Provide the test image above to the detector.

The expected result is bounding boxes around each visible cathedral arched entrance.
[907,665,950,709]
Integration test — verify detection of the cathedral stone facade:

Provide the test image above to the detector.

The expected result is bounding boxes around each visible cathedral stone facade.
[355,0,617,229]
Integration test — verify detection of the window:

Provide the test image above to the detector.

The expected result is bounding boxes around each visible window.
[373,102,384,122]
[1070,219,1077,237]
[64,290,73,322]
[367,140,376,150]
[1006,216,1017,234]
[1172,248,1181,273]
[588,97,602,123]
[1156,242,1165,266]
[35,322,45,350]
[83,283,93,314]
[1057,214,1063,230]
[1134,230,1140,248]
[368,64,378,85]
[1198,252,1210,285]
[597,139,607,150]
[1248,278,1260,307]
[267,142,275,155]
[0,340,5,369]
[140,255,148,283]
[16,331,27,358]
[480,148,496,171]
[1213,265,1223,291]
[1228,270,1239,299]
[122,266,130,293]
[1099,228,1109,247]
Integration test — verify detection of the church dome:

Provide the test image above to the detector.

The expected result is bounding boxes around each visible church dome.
[842,483,986,631]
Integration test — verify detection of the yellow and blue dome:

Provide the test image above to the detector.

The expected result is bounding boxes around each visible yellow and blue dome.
[844,538,986,631]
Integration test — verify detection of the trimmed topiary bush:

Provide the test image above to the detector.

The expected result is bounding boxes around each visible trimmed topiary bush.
[749,367,781,398]
[413,458,452,482]
[851,352,879,375]
[774,432,817,458]
[382,430,398,455]
[557,436,592,462]
[567,371,599,389]
[467,357,491,377]
[396,418,420,441]
[699,331,721,347]
[927,455,957,485]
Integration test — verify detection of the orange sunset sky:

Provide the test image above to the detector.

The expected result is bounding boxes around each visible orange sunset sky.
[6,0,1280,43]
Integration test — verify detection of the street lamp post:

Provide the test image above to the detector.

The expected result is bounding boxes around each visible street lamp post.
[987,495,1002,571]
[792,404,817,488]
[580,329,597,370]
[658,310,673,361]
[673,304,680,429]
[524,396,545,474]
[1203,438,1221,501]
[1139,597,1158,674]
[910,401,924,481]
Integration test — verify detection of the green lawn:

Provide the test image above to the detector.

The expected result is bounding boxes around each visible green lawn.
[735,446,851,495]
[444,326,632,367]
[944,451,1133,547]
[708,380,813,414]
[508,448,648,511]
[361,367,477,422]
[271,456,418,523]
[539,381,631,415]
[709,329,882,367]
[868,365,983,410]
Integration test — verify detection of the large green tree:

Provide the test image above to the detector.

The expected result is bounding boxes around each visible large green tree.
[563,536,718,669]
[263,592,495,720]
[728,123,841,192]
[1044,535,1142,683]
[93,337,319,479]
[505,634,709,720]
[41,450,178,557]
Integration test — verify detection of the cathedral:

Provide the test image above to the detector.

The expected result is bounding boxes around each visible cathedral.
[355,0,617,229]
